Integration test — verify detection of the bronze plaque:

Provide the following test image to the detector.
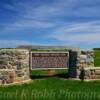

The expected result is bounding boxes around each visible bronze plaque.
[31,52,69,69]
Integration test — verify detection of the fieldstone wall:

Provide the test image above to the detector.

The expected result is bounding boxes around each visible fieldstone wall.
[0,48,96,83]
[68,50,94,78]
[76,50,94,69]
[0,49,30,85]
[78,67,100,80]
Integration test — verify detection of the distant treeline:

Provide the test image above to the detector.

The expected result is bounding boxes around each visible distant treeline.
[93,48,100,50]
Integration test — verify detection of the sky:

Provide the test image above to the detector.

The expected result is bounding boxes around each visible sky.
[0,0,100,49]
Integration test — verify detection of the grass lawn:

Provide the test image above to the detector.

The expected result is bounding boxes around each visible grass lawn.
[0,69,100,100]
[94,50,100,67]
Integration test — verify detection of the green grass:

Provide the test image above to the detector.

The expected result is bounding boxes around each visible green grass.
[0,70,100,100]
[30,69,68,75]
[31,49,68,52]
[31,49,50,52]
[94,50,100,66]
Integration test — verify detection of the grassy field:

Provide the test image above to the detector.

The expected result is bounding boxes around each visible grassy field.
[0,69,100,100]
[94,49,100,66]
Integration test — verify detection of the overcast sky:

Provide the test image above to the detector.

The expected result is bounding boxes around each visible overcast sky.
[0,0,100,49]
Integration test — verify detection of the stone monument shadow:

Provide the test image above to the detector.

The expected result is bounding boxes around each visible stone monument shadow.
[30,73,69,80]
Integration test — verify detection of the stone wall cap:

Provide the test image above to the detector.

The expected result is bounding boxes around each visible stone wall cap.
[0,69,15,71]
[84,67,100,70]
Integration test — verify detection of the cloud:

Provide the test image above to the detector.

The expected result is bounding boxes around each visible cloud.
[0,0,100,48]
[0,40,32,47]
[1,20,54,33]
[1,0,100,32]
[1,1,60,32]
[0,39,66,48]
[49,21,100,44]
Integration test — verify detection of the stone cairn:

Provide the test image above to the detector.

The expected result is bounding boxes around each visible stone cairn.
[0,49,30,85]
[75,50,100,80]
[77,50,94,69]
[68,50,94,80]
